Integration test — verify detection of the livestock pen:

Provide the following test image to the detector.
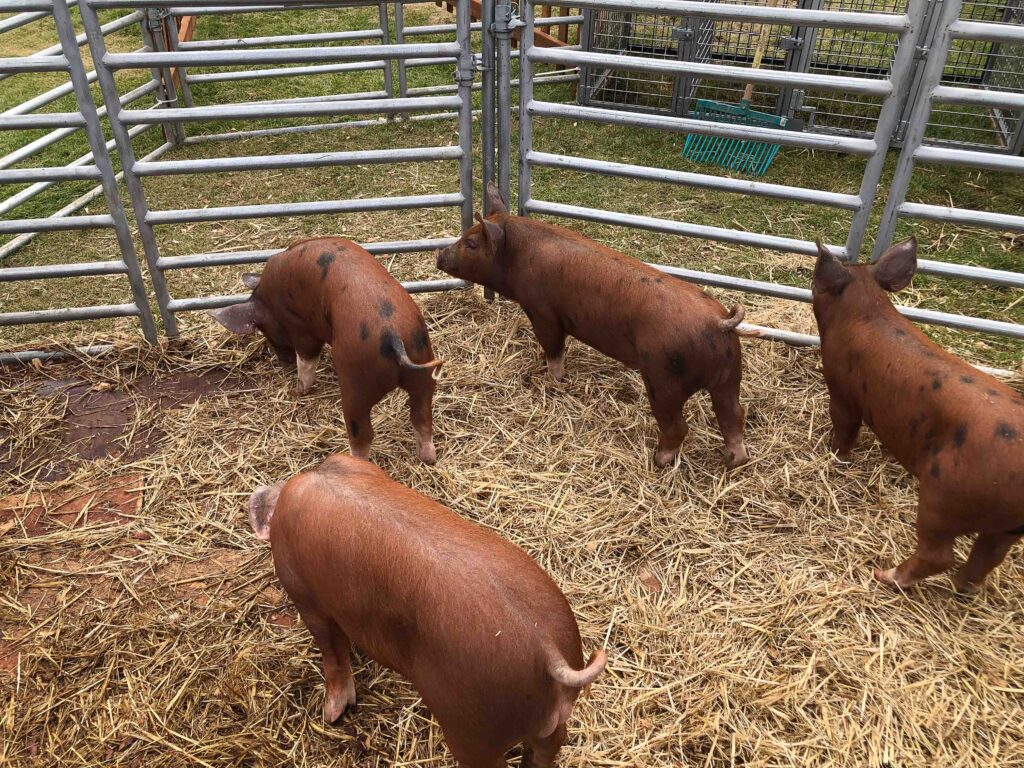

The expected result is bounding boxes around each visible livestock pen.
[2,0,1023,766]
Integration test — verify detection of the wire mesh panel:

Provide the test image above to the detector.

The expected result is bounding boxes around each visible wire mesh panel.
[582,11,683,111]
[582,0,1024,150]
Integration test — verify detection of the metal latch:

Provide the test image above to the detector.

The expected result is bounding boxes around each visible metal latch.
[780,35,803,50]
[671,26,694,42]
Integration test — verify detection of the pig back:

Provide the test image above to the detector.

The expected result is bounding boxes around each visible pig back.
[268,455,585,739]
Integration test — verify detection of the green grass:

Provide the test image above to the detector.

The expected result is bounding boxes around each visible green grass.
[0,4,1021,370]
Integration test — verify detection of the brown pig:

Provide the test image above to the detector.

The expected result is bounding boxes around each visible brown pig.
[248,454,607,767]
[208,238,442,464]
[812,236,1024,591]
[435,182,749,469]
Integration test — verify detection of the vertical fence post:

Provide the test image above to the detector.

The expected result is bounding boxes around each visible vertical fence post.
[777,0,821,123]
[844,0,932,261]
[517,0,535,217]
[577,7,593,105]
[394,1,407,99]
[481,0,496,213]
[144,8,185,146]
[165,12,195,109]
[872,0,962,260]
[378,3,394,100]
[456,0,474,233]
[496,0,515,210]
[80,0,179,336]
[51,0,158,343]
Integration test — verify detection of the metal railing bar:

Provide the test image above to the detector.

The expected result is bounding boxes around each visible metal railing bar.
[134,146,462,175]
[145,192,464,224]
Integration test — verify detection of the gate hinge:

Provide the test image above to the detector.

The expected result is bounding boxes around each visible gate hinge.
[780,35,803,50]
[915,44,929,60]
[493,3,523,35]
[455,52,476,83]
[146,7,170,29]
[671,26,693,42]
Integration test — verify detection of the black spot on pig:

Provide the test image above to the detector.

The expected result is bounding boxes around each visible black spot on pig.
[909,414,924,437]
[894,328,907,338]
[317,252,334,280]
[666,352,687,377]
[931,378,942,391]
[996,422,1018,440]
[359,322,369,342]
[379,330,396,359]
[350,420,360,437]
[640,277,651,284]
[414,328,428,353]
[379,300,394,319]
[960,375,975,385]
[953,424,967,448]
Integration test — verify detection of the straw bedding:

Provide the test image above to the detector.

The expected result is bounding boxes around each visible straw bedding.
[2,291,1023,767]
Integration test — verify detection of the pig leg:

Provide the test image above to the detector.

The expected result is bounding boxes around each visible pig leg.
[522,722,567,768]
[295,354,318,395]
[300,611,356,723]
[529,315,567,382]
[709,380,749,469]
[827,389,861,461]
[874,505,956,588]
[644,375,690,468]
[953,532,1021,592]
[406,373,437,465]
[340,389,375,460]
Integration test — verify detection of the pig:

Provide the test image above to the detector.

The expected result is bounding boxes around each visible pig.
[812,236,1024,591]
[248,454,607,767]
[208,237,442,464]
[435,182,750,469]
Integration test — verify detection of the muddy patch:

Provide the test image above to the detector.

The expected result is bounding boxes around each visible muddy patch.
[1,369,254,482]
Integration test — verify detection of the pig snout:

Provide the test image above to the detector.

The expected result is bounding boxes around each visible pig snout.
[435,247,455,275]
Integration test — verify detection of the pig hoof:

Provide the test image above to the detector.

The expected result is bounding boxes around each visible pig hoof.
[546,357,565,382]
[873,567,901,587]
[419,442,437,465]
[953,577,980,595]
[324,682,357,724]
[725,447,749,469]
[654,450,677,468]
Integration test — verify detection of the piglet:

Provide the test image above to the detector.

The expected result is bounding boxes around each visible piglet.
[435,183,750,469]
[208,238,442,463]
[812,237,1024,591]
[249,454,607,767]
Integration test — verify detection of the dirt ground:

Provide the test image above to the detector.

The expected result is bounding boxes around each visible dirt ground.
[2,291,1023,767]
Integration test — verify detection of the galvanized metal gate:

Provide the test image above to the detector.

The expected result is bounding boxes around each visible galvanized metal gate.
[516,0,1024,345]
[1,0,1022,360]
[0,0,160,348]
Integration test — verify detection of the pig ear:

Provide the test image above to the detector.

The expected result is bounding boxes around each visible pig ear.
[479,216,505,254]
[207,301,259,335]
[485,181,509,216]
[241,273,261,290]
[813,239,852,295]
[871,236,917,293]
[248,482,283,542]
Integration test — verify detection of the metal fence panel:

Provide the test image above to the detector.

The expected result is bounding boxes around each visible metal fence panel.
[0,0,159,343]
[76,0,479,336]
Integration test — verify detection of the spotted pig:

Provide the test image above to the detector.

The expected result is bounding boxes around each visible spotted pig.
[209,238,442,463]
[435,182,750,469]
[813,236,1024,591]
